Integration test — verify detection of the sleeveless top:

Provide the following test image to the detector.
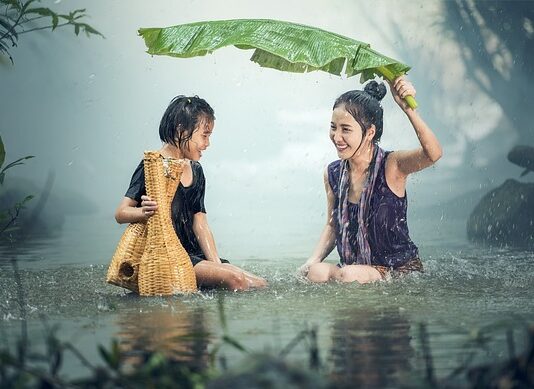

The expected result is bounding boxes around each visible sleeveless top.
[328,152,419,268]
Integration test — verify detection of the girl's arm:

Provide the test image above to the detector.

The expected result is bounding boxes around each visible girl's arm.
[388,77,443,177]
[192,212,223,264]
[300,169,337,273]
[114,195,157,224]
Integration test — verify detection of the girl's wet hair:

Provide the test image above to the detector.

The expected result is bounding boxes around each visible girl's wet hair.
[333,81,387,143]
[159,95,215,148]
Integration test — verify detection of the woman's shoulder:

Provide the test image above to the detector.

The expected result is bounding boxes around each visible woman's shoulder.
[327,159,341,171]
[327,159,342,178]
[326,160,341,190]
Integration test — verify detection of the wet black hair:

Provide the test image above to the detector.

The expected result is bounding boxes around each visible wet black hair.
[159,95,215,148]
[333,80,387,143]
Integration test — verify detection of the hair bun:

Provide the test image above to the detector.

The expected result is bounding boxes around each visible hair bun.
[364,81,387,102]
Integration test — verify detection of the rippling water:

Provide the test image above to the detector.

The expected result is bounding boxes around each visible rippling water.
[1,215,533,387]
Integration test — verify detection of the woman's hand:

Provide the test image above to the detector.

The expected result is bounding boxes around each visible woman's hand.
[140,195,158,220]
[297,262,312,278]
[389,76,416,112]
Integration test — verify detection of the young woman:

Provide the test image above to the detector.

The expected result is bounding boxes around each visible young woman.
[115,95,267,291]
[300,77,442,284]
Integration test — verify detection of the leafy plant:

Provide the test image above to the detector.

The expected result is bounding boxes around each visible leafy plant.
[0,0,103,63]
[0,135,34,238]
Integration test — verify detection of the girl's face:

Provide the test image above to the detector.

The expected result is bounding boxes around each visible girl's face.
[330,105,374,160]
[182,118,214,161]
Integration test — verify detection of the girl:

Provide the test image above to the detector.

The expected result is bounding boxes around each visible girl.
[300,77,442,284]
[115,95,267,291]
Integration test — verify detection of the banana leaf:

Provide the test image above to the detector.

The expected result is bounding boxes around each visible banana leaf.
[139,19,417,108]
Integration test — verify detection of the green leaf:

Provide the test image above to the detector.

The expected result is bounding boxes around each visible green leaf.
[26,7,55,17]
[98,344,112,367]
[74,24,79,36]
[98,340,120,370]
[138,19,411,80]
[222,335,247,353]
[0,155,34,173]
[15,195,34,209]
[71,8,86,20]
[80,23,104,38]
[145,352,165,370]
[217,295,227,331]
[0,16,18,43]
[110,339,120,370]
[0,40,14,64]
[138,19,418,107]
[19,0,38,15]
[0,135,5,169]
[3,0,22,11]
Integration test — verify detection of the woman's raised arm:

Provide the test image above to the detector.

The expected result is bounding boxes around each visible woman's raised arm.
[388,77,443,177]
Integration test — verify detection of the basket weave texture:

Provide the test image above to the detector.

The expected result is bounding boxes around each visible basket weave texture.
[106,151,197,295]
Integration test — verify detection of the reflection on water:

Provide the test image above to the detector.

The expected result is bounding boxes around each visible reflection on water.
[1,215,534,383]
[116,303,211,371]
[329,308,413,388]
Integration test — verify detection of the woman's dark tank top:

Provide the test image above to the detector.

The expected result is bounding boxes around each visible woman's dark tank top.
[328,152,419,268]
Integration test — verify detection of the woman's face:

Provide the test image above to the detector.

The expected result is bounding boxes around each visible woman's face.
[182,118,214,161]
[330,105,373,160]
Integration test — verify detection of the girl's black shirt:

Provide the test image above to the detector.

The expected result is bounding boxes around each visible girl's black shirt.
[125,160,206,257]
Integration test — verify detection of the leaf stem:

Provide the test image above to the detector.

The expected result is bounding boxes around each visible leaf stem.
[377,65,418,109]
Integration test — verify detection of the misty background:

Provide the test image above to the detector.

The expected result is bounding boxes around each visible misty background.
[1,0,531,265]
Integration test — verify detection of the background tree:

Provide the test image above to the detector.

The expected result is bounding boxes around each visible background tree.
[1,0,102,63]
[444,0,534,144]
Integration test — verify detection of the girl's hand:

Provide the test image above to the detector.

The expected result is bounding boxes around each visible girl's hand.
[297,262,311,278]
[140,195,158,220]
[389,76,416,112]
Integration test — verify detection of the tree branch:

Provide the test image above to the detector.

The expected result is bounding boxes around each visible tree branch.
[17,21,69,35]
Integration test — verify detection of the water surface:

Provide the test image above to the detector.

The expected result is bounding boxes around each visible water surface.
[1,215,533,387]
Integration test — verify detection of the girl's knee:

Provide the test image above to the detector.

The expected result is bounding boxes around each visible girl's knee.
[307,263,333,283]
[337,267,381,284]
[226,271,248,291]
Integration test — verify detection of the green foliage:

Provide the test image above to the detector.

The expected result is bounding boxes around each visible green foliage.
[0,0,103,63]
[444,1,534,143]
[0,135,34,238]
[138,19,410,83]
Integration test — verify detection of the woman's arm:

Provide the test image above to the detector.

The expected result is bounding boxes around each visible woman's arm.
[114,195,157,224]
[192,212,222,264]
[300,169,337,271]
[388,76,443,177]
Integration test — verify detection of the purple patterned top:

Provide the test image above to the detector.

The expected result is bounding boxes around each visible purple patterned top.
[328,152,419,268]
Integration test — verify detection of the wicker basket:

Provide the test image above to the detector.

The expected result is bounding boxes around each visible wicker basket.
[106,151,197,295]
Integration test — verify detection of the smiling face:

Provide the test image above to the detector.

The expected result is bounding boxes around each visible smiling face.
[181,117,214,161]
[330,105,375,160]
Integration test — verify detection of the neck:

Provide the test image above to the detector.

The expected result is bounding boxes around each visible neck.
[348,142,374,172]
[160,143,185,159]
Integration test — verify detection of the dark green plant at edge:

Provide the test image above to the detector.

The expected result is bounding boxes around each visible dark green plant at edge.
[1,0,103,63]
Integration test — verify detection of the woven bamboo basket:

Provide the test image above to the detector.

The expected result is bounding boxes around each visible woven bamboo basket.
[106,151,197,295]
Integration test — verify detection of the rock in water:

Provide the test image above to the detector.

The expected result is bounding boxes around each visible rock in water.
[467,179,534,247]
[507,145,534,177]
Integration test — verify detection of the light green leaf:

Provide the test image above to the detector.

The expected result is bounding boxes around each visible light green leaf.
[138,19,410,81]
[138,19,417,108]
